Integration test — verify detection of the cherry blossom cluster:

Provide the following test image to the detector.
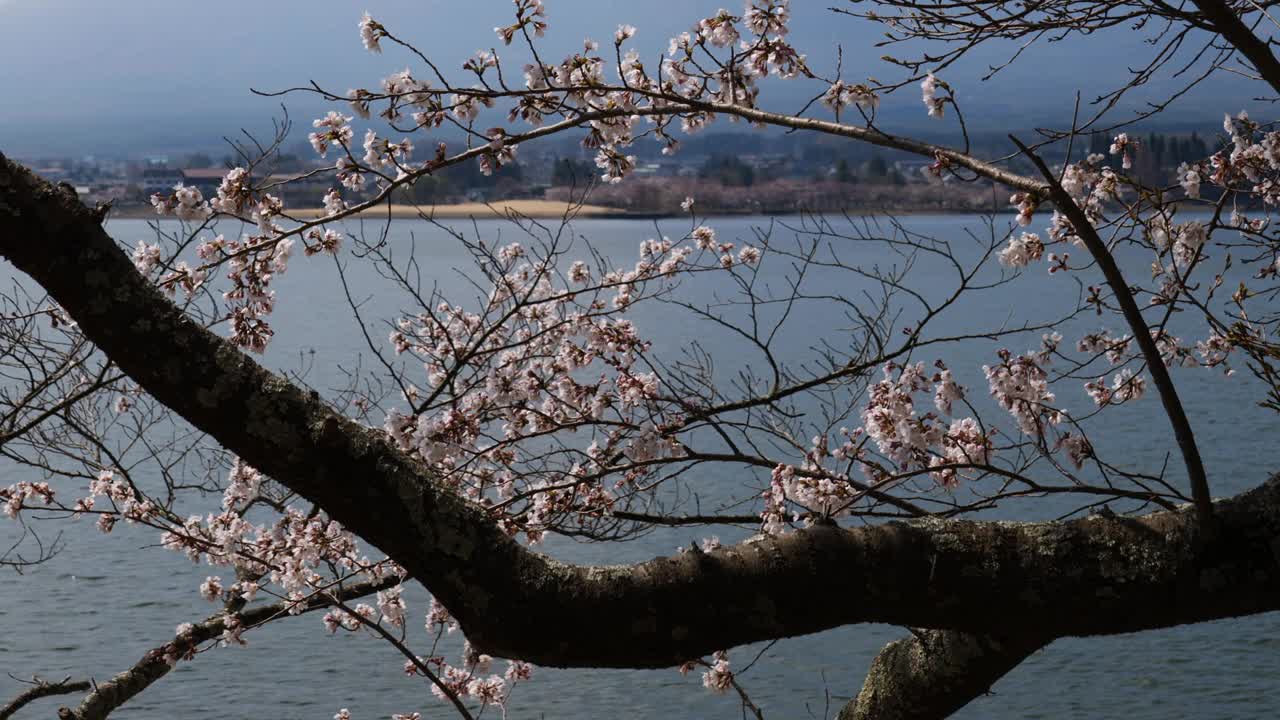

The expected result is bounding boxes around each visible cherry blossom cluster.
[701,650,734,693]
[396,642,531,709]
[858,361,993,487]
[1177,111,1280,206]
[201,231,292,353]
[377,225,758,543]
[141,162,334,352]
[1084,368,1147,407]
[309,111,355,158]
[1109,133,1136,170]
[998,232,1044,268]
[53,459,403,646]
[1,480,54,519]
[821,80,880,114]
[983,348,1061,436]
[2,460,409,648]
[1144,218,1207,270]
[158,495,397,608]
[86,469,158,532]
[329,1,816,191]
[1005,150,1119,245]
[989,138,1251,410]
[1077,328,1198,369]
[359,13,384,53]
[151,184,212,222]
[1152,114,1280,379]
[677,650,734,694]
[131,239,209,299]
[1056,433,1094,470]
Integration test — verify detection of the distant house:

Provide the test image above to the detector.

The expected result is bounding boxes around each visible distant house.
[34,167,71,183]
[265,171,339,207]
[82,179,131,206]
[141,166,342,208]
[180,168,229,198]
[140,168,184,196]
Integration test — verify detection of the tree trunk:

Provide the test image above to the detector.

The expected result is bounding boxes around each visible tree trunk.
[840,630,1047,720]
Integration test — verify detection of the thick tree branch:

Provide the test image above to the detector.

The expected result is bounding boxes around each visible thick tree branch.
[838,630,1048,720]
[5,157,1280,672]
[1189,0,1280,95]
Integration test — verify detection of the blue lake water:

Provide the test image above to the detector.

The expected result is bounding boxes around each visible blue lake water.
[2,213,1278,719]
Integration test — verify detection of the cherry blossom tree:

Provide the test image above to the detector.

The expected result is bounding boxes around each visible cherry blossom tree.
[6,0,1280,718]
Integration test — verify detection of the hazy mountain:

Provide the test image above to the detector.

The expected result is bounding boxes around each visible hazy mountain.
[0,0,1261,158]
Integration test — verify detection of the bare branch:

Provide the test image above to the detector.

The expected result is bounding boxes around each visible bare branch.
[0,677,89,720]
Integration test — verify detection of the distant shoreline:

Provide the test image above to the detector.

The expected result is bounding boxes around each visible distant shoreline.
[293,200,629,220]
[108,200,1020,222]
[108,200,628,220]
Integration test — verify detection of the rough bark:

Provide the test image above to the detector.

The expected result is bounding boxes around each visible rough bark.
[839,630,1048,720]
[6,156,1280,671]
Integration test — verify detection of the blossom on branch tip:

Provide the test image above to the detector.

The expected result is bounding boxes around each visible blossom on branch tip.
[702,650,733,693]
[691,225,716,250]
[132,241,162,275]
[464,49,498,73]
[151,184,211,221]
[199,575,223,602]
[309,112,354,158]
[1109,133,1135,170]
[921,73,944,118]
[323,188,347,216]
[697,9,741,48]
[998,232,1044,268]
[359,13,383,53]
[822,80,879,113]
[1085,369,1146,407]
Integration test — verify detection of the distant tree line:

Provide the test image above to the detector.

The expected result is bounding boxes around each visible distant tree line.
[397,160,526,204]
[1086,131,1214,184]
[699,155,756,186]
[551,157,595,187]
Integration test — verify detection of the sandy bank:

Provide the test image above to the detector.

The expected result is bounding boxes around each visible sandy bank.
[292,200,626,219]
[106,200,627,220]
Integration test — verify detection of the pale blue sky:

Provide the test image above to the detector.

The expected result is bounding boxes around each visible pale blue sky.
[0,0,1254,156]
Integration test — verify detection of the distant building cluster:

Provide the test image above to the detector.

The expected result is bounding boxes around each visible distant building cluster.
[25,154,339,211]
[15,128,1215,214]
